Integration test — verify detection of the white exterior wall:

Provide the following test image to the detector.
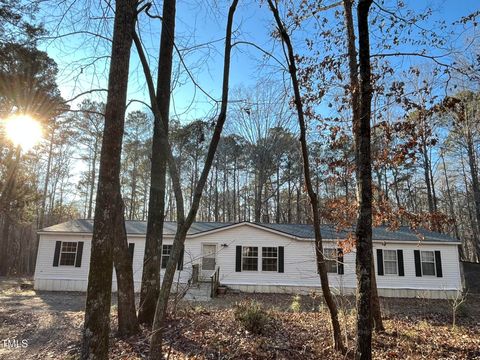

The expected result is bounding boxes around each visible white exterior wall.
[373,242,461,292]
[34,233,92,291]
[34,223,463,298]
[33,234,190,292]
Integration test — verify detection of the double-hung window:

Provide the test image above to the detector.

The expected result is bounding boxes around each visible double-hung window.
[383,250,398,275]
[60,242,78,266]
[161,245,173,269]
[262,247,278,271]
[242,247,258,271]
[421,251,436,276]
[324,248,338,274]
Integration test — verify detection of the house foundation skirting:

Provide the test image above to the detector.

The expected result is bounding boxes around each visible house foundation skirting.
[225,283,462,299]
[34,279,142,292]
[34,279,461,299]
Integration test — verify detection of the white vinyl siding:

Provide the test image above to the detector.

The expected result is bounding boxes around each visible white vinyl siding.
[33,223,463,298]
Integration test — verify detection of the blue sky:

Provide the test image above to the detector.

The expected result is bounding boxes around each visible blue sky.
[37,0,479,123]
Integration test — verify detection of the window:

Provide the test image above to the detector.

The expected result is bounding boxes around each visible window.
[324,248,338,273]
[242,247,258,271]
[421,251,436,276]
[60,242,78,266]
[202,244,216,271]
[161,245,173,269]
[262,247,278,271]
[383,250,398,275]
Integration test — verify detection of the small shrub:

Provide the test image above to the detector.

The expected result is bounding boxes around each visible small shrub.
[290,295,301,313]
[234,300,268,334]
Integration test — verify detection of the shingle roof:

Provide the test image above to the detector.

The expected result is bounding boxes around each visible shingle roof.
[39,219,458,243]
[39,219,233,235]
[254,223,458,243]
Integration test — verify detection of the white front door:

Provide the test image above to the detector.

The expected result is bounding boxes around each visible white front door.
[201,244,217,280]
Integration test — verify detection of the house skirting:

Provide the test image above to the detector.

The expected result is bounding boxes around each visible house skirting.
[34,279,142,292]
[34,279,461,299]
[225,283,462,299]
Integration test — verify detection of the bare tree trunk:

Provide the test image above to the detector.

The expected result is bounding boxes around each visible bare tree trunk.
[133,1,238,356]
[88,140,98,219]
[215,161,219,221]
[370,264,384,331]
[343,0,383,334]
[355,0,374,358]
[223,158,227,222]
[461,156,479,240]
[128,153,138,220]
[138,0,176,326]
[113,197,139,336]
[0,148,20,276]
[287,161,292,223]
[40,127,55,228]
[81,0,137,358]
[421,133,436,214]
[392,168,401,208]
[0,217,11,275]
[296,177,302,222]
[441,153,461,240]
[254,171,263,222]
[233,158,237,221]
[466,132,480,239]
[276,164,281,223]
[428,149,438,212]
[267,0,345,351]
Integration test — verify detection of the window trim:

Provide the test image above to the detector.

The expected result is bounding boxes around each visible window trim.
[241,246,259,271]
[261,247,278,272]
[420,250,436,276]
[59,241,78,267]
[201,243,217,271]
[382,249,398,276]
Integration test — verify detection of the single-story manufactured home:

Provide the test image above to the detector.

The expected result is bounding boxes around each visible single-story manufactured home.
[34,220,463,299]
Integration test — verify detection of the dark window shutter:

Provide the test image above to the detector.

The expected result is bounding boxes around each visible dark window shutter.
[414,250,422,277]
[177,246,184,270]
[53,241,61,267]
[128,243,135,263]
[278,246,284,273]
[435,251,443,277]
[397,249,404,276]
[337,248,344,275]
[75,242,84,267]
[376,249,384,276]
[235,246,242,272]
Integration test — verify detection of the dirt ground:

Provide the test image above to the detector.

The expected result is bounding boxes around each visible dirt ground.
[1,278,479,359]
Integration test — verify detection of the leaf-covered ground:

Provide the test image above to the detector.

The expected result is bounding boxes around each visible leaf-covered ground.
[0,280,479,359]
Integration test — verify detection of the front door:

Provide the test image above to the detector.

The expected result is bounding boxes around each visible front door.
[201,244,217,280]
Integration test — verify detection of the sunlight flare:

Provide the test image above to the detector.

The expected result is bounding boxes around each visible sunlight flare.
[4,115,43,151]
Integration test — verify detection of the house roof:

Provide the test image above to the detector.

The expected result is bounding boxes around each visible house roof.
[39,219,459,243]
[39,219,233,236]
[255,223,458,243]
